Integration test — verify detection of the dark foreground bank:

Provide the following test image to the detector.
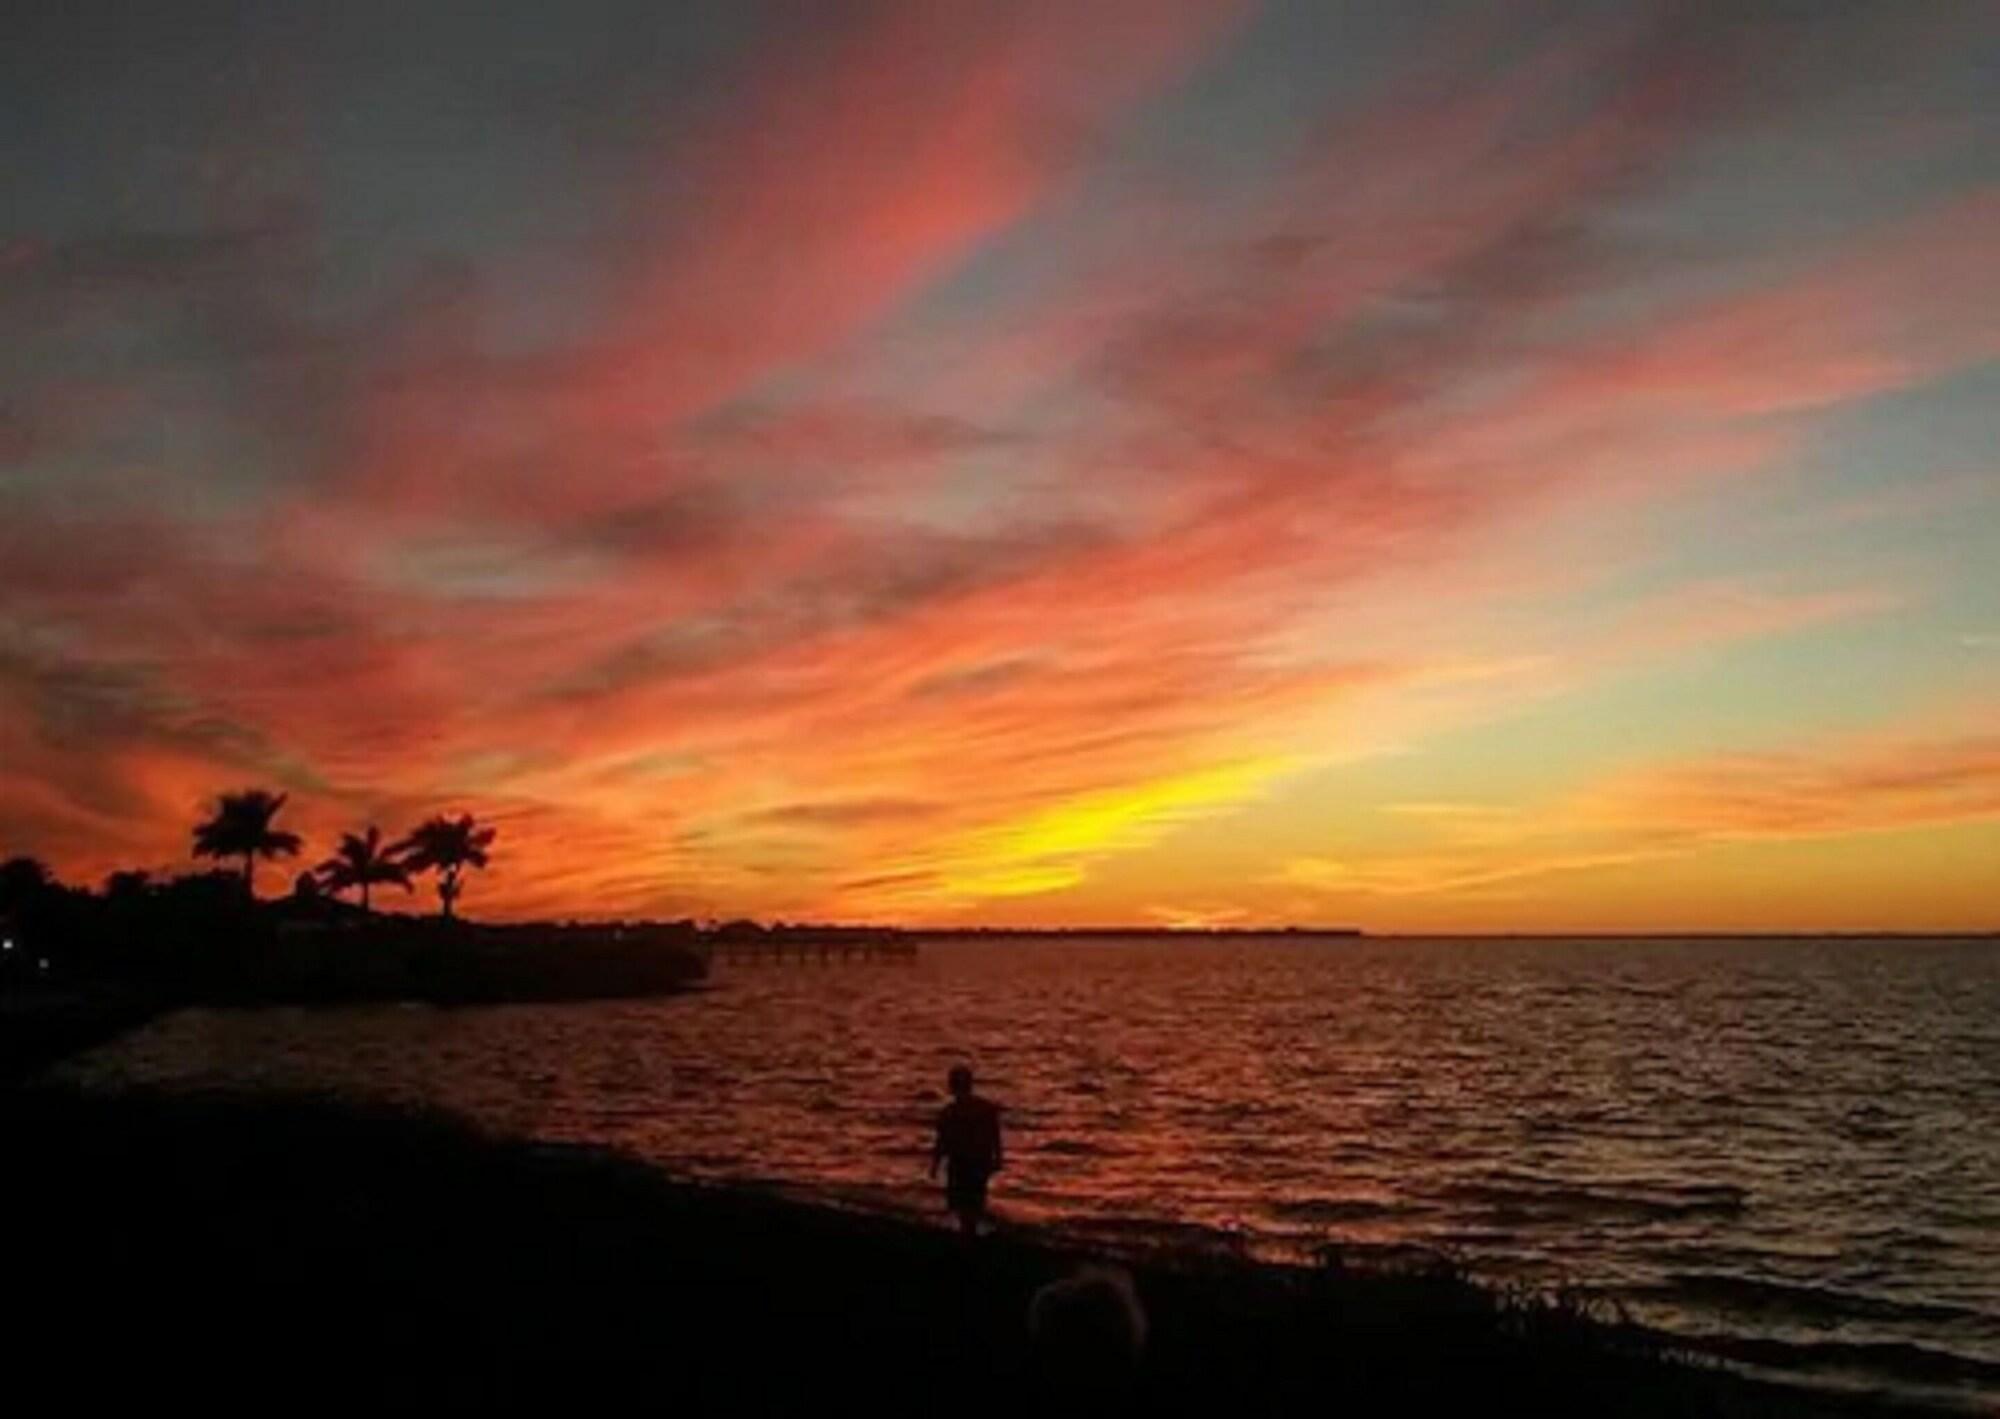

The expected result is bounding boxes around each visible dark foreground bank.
[1,1086,1931,1417]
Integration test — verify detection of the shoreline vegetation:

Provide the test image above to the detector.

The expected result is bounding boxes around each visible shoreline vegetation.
[2,786,797,1032]
[3,1083,1935,1417]
[0,867,714,1022]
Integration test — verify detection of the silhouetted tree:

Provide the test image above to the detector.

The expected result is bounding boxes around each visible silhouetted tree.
[1,856,56,911]
[314,826,411,913]
[191,790,303,897]
[395,814,495,920]
[103,869,154,903]
[1,858,89,974]
[157,869,248,915]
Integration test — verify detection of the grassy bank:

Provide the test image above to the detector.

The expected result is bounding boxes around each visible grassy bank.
[4,1085,1937,1415]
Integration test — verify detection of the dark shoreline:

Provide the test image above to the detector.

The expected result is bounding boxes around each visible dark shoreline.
[5,1082,1960,1416]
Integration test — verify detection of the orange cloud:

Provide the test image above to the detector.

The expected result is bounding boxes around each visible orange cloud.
[1280,709,2000,920]
[1584,727,2000,843]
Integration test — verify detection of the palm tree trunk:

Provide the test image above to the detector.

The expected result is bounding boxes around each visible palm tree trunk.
[361,881,371,913]
[242,851,255,898]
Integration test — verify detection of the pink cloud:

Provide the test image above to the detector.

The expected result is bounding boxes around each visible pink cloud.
[5,3,1993,924]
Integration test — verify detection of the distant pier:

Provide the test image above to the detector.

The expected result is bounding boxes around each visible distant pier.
[700,934,917,966]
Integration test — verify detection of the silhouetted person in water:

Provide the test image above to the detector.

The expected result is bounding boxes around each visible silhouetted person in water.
[930,1065,1004,1235]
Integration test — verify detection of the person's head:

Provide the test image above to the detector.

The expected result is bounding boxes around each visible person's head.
[947,1064,974,1098]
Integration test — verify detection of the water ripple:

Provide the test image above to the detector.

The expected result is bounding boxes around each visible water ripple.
[59,933,2000,1409]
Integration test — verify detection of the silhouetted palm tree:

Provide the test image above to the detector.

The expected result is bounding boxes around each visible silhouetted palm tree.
[395,813,495,920]
[314,826,412,913]
[191,789,303,897]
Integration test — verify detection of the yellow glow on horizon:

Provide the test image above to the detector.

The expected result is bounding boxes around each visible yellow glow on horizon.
[939,756,1298,902]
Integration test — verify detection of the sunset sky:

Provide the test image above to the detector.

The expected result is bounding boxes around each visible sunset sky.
[4,1,1996,930]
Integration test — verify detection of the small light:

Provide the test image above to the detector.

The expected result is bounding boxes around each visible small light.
[1,938,13,952]
[37,957,50,972]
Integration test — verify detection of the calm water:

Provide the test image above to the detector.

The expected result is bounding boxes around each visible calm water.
[64,936,2000,1410]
